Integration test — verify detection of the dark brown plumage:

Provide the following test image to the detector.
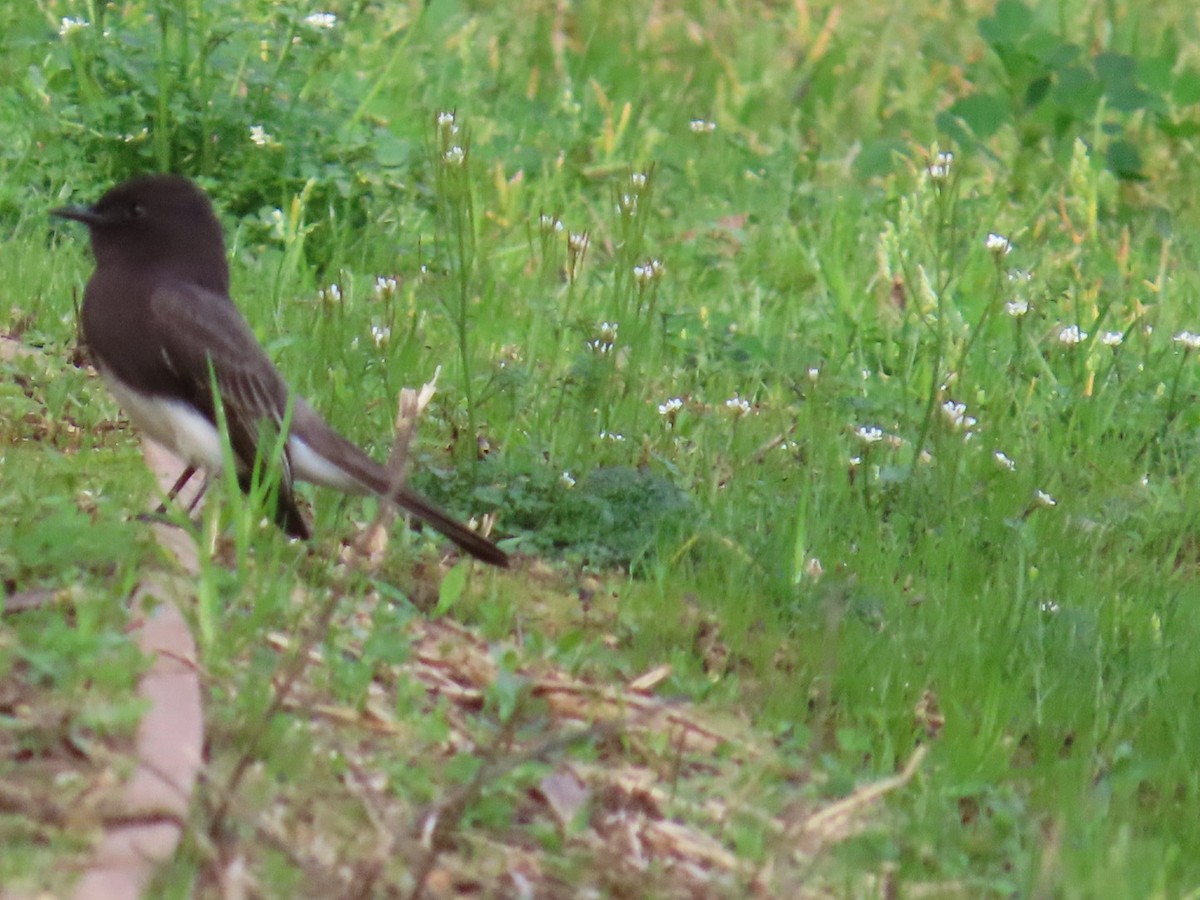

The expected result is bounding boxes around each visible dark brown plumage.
[54,174,508,567]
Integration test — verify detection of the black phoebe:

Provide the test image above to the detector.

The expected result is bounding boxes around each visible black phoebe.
[53,174,508,568]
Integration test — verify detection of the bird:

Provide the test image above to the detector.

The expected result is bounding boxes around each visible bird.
[53,174,509,567]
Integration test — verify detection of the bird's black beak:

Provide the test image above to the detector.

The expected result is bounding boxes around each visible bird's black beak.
[51,204,103,226]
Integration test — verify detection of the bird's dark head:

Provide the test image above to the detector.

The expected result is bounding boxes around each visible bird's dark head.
[53,174,229,292]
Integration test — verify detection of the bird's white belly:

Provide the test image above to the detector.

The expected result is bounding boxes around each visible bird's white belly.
[102,371,226,470]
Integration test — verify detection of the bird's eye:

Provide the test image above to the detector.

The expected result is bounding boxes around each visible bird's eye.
[129,202,144,218]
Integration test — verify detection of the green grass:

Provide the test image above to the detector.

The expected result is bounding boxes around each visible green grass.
[6,0,1200,895]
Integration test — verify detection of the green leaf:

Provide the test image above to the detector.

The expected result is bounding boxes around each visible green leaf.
[1174,68,1200,105]
[1106,139,1143,179]
[434,560,469,616]
[1050,66,1102,115]
[978,0,1033,48]
[1138,56,1174,95]
[945,93,1010,139]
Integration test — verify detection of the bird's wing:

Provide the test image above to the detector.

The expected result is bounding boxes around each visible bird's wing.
[148,283,307,531]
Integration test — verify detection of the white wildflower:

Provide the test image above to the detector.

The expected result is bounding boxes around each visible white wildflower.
[985,232,1013,256]
[1035,489,1057,507]
[443,145,465,166]
[1101,331,1124,347]
[658,398,683,416]
[318,284,342,304]
[373,276,399,298]
[560,471,576,488]
[589,320,618,353]
[370,324,391,348]
[303,12,338,28]
[630,172,648,190]
[1058,325,1087,345]
[1005,298,1029,318]
[927,151,953,180]
[1174,331,1200,350]
[941,400,977,430]
[568,232,589,254]
[725,394,752,417]
[855,425,885,444]
[804,556,825,579]
[539,213,564,234]
[59,17,90,36]
[249,125,273,147]
[993,451,1016,471]
[689,119,717,133]
[633,259,665,284]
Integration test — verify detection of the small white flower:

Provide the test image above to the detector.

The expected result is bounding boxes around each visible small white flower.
[568,232,590,253]
[59,16,90,36]
[265,208,286,239]
[633,259,664,284]
[599,430,625,442]
[1174,330,1200,350]
[1058,324,1087,345]
[435,111,460,143]
[539,213,564,234]
[1035,489,1057,508]
[617,193,638,216]
[560,471,576,488]
[807,366,821,381]
[985,232,1013,256]
[443,145,465,166]
[993,450,1016,471]
[658,398,683,416]
[1101,331,1124,347]
[370,324,391,348]
[318,284,342,303]
[588,323,616,355]
[373,275,399,298]
[855,425,885,444]
[804,556,825,579]
[249,125,273,147]
[689,119,717,134]
[941,400,978,431]
[1040,600,1061,614]
[927,151,953,180]
[1005,299,1029,318]
[630,172,648,190]
[303,12,338,28]
[725,394,752,417]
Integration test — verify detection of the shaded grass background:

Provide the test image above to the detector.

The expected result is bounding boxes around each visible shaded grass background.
[4,0,1200,894]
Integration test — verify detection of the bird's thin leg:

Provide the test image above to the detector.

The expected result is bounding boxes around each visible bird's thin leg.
[160,464,198,511]
[184,474,209,516]
[136,465,200,529]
